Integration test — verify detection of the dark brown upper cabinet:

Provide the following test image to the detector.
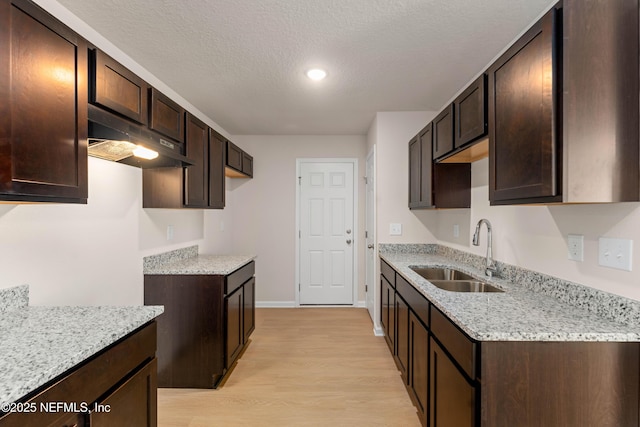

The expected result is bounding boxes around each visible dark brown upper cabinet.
[409,124,434,209]
[226,140,253,178]
[409,123,470,210]
[488,5,561,205]
[454,74,488,150]
[562,0,639,203]
[489,1,639,205]
[432,104,454,160]
[150,88,185,144]
[0,0,88,204]
[143,117,225,209]
[184,113,209,208]
[209,130,226,208]
[90,49,148,126]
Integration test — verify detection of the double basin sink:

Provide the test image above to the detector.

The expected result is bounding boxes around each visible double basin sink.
[410,267,504,293]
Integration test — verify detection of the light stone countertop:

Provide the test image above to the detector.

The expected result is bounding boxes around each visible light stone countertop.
[0,296,163,407]
[143,245,255,275]
[380,251,640,342]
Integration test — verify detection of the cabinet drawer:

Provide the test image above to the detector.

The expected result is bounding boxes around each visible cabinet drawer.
[380,259,396,287]
[396,275,429,328]
[149,87,185,143]
[431,307,477,379]
[225,261,255,295]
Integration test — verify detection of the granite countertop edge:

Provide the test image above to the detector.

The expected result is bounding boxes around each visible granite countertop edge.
[0,304,164,407]
[143,246,256,275]
[380,252,640,343]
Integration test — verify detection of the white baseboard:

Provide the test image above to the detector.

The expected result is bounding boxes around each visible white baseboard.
[373,326,384,336]
[256,301,296,308]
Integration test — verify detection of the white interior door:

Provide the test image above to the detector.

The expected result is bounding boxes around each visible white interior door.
[299,161,354,305]
[365,148,376,321]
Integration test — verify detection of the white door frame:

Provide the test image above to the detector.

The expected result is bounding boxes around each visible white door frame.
[295,158,359,307]
[365,146,382,334]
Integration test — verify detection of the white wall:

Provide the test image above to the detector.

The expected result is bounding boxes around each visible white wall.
[220,135,367,305]
[0,158,208,305]
[433,158,640,301]
[374,112,438,244]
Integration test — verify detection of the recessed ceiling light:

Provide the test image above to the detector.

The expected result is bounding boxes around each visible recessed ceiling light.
[306,68,327,81]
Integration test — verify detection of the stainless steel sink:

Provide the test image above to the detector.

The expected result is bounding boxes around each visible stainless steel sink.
[409,267,504,293]
[410,267,475,281]
[429,280,504,293]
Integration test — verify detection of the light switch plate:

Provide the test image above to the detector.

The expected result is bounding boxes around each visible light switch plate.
[598,237,632,271]
[390,223,402,236]
[567,234,584,262]
[167,225,174,241]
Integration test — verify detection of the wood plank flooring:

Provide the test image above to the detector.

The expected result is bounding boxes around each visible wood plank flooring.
[158,308,421,427]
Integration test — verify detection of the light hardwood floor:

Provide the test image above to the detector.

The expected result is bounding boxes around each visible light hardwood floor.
[158,308,421,427]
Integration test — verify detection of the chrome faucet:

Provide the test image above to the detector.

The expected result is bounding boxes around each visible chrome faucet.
[473,219,498,278]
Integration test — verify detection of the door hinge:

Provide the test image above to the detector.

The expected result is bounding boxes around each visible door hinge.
[365,285,368,292]
[298,176,301,185]
[299,230,301,238]
[299,283,301,291]
[364,176,368,184]
[365,230,368,238]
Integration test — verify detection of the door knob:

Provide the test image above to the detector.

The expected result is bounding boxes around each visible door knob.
[368,244,374,249]
[346,239,352,244]
[346,229,352,234]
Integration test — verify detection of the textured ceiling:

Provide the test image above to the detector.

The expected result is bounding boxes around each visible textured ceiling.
[56,0,554,135]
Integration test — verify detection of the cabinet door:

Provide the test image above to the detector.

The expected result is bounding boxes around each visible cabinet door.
[432,104,454,160]
[455,74,487,149]
[430,338,476,427]
[149,88,185,143]
[409,124,434,209]
[91,49,148,125]
[90,358,157,427]
[395,295,410,382]
[184,113,209,208]
[225,285,244,369]
[0,0,88,203]
[242,152,253,177]
[380,276,395,353]
[488,7,560,204]
[243,278,255,342]
[409,312,429,424]
[209,130,226,208]
[226,140,243,172]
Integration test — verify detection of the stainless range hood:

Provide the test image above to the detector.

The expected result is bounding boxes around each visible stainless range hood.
[88,104,193,168]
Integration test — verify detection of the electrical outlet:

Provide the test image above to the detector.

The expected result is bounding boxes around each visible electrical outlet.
[598,237,632,271]
[567,234,584,262]
[389,223,402,236]
[453,224,460,238]
[167,225,174,241]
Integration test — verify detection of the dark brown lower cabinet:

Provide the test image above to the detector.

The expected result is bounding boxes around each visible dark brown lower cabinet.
[395,295,410,380]
[429,338,476,427]
[90,358,157,427]
[380,258,640,427]
[409,312,429,425]
[0,322,157,427]
[380,275,395,352]
[226,285,244,369]
[144,261,256,388]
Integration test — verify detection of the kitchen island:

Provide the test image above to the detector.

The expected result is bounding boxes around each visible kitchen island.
[0,284,163,426]
[379,244,640,427]
[144,246,256,388]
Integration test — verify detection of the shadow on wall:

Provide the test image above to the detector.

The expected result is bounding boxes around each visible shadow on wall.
[0,206,17,218]
[411,208,472,247]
